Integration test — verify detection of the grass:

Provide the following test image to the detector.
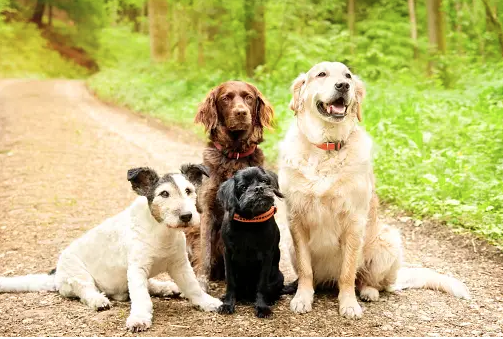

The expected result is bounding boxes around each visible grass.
[88,57,503,248]
[0,21,89,79]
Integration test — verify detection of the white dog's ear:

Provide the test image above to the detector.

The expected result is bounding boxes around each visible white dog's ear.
[127,167,159,196]
[289,73,307,114]
[353,75,366,122]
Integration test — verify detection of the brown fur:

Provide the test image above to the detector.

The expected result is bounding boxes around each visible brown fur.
[193,81,274,283]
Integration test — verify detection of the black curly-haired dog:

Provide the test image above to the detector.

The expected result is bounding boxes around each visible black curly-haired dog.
[216,166,285,318]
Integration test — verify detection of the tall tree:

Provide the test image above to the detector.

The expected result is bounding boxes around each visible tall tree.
[148,0,170,62]
[348,0,355,55]
[31,0,45,27]
[244,0,266,77]
[207,0,225,41]
[454,0,462,53]
[482,0,503,57]
[408,0,418,59]
[176,3,187,63]
[426,0,446,74]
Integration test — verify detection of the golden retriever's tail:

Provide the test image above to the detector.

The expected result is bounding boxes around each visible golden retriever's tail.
[0,269,56,293]
[391,267,470,299]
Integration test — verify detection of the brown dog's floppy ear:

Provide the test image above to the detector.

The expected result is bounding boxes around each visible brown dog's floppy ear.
[250,85,274,129]
[289,73,307,114]
[180,163,210,188]
[195,86,220,131]
[127,167,159,196]
[353,75,366,122]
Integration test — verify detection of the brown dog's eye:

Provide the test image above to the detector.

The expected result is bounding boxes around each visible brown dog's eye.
[317,72,327,77]
[185,188,192,195]
[221,96,229,103]
[245,95,253,103]
[345,73,352,79]
[160,191,169,198]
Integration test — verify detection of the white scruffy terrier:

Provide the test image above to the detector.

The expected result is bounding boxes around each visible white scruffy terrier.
[0,165,222,332]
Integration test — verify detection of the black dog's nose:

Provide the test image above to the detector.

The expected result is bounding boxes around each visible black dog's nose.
[335,82,350,92]
[180,212,192,223]
[255,186,264,193]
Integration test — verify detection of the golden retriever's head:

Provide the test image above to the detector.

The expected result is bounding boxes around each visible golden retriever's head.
[289,62,365,124]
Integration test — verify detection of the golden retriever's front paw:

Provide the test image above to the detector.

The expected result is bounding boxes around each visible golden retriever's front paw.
[194,293,222,312]
[290,289,314,314]
[339,295,362,319]
[360,286,379,302]
[126,313,152,332]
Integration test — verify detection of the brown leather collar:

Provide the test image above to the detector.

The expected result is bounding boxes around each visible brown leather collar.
[314,141,345,151]
[233,206,277,223]
[213,142,257,159]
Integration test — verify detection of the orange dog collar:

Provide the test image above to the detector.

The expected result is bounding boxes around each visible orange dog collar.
[315,141,345,151]
[214,142,257,159]
[233,206,277,223]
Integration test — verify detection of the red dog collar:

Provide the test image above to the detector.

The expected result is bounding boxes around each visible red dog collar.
[315,141,345,151]
[213,142,257,159]
[233,206,277,223]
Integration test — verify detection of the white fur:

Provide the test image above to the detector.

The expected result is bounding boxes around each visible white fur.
[0,194,221,332]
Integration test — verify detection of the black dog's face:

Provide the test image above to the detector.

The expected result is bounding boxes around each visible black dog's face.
[217,167,283,219]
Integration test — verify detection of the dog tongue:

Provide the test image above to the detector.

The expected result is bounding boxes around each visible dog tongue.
[328,104,345,114]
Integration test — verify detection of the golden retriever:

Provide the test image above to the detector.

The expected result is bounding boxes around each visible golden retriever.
[278,61,470,319]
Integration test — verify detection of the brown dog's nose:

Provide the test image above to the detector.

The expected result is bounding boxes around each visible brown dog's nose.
[335,82,350,92]
[234,109,248,116]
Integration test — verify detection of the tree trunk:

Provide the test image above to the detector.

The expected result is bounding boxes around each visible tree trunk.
[177,4,187,63]
[408,0,418,59]
[348,0,356,55]
[473,0,485,58]
[244,0,266,77]
[207,0,225,41]
[198,21,205,66]
[141,2,148,34]
[127,5,141,32]
[148,0,170,62]
[110,0,118,26]
[48,4,52,27]
[426,0,446,74]
[455,0,462,53]
[482,0,503,57]
[31,0,45,27]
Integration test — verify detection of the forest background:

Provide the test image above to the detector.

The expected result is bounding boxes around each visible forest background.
[0,0,502,247]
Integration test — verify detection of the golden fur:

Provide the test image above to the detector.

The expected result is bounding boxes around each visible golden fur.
[279,61,470,319]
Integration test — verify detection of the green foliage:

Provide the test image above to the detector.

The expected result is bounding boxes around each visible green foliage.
[88,17,503,246]
[0,21,89,78]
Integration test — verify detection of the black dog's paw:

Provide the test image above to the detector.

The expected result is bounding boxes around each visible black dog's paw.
[218,302,235,315]
[255,305,272,318]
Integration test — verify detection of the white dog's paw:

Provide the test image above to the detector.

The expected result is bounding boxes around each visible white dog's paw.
[126,313,152,333]
[339,295,363,319]
[85,294,111,311]
[160,281,180,297]
[193,293,223,312]
[360,286,379,302]
[290,289,314,314]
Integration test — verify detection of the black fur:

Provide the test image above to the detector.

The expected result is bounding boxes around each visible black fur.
[216,167,284,318]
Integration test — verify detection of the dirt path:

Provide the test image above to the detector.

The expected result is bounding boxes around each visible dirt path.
[0,79,502,337]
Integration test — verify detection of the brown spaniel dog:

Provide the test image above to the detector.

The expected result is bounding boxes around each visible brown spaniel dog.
[192,80,274,287]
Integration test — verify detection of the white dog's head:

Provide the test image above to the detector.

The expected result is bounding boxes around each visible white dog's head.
[289,62,366,142]
[127,165,208,229]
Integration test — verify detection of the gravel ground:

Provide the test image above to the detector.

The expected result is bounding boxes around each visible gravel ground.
[0,79,502,337]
